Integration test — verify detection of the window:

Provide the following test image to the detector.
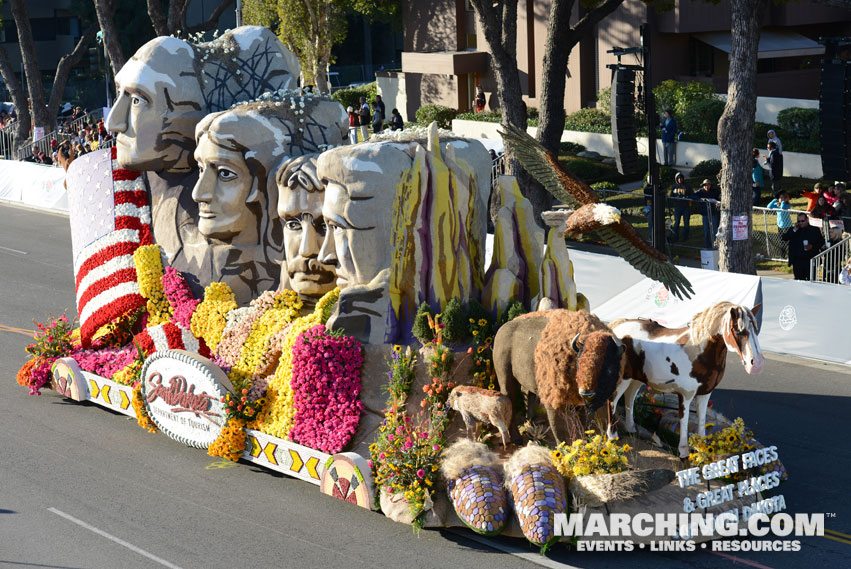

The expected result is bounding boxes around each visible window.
[466,34,477,50]
[31,18,58,42]
[689,38,714,77]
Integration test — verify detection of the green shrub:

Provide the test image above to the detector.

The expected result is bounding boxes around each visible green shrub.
[590,181,619,191]
[653,79,718,118]
[777,107,819,140]
[679,99,725,138]
[441,298,466,342]
[411,302,434,344]
[455,109,502,123]
[559,141,586,154]
[331,82,377,111]
[498,301,527,328]
[415,104,458,129]
[564,108,612,134]
[526,106,539,122]
[690,159,722,180]
[597,87,612,115]
[561,156,611,181]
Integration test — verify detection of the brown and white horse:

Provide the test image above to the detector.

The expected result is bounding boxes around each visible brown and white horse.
[608,302,764,458]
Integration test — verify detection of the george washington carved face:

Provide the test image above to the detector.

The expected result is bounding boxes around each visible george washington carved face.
[106,37,203,174]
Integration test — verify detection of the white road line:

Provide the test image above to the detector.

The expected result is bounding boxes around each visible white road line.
[448,529,583,569]
[0,245,28,255]
[47,508,185,569]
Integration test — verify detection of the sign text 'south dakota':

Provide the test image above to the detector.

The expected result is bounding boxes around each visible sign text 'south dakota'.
[554,513,824,538]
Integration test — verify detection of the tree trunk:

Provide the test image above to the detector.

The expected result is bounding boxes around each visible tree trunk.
[537,0,623,154]
[147,0,169,36]
[717,0,767,274]
[0,46,32,148]
[47,25,99,123]
[187,0,237,34]
[94,0,126,73]
[9,0,50,132]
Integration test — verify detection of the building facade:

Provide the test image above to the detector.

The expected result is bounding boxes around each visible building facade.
[386,0,851,122]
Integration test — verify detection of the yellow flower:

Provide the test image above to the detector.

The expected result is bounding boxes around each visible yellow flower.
[477,318,487,327]
[622,444,630,452]
[585,430,595,435]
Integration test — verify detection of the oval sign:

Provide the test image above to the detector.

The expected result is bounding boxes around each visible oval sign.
[140,350,232,448]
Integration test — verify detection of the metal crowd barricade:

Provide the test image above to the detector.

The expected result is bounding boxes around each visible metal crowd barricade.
[810,234,851,283]
[752,206,809,262]
[0,127,14,159]
[14,109,106,160]
[491,154,506,189]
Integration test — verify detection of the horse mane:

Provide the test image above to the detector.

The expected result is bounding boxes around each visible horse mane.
[688,302,754,344]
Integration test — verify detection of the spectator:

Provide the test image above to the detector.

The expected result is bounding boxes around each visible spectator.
[358,96,371,141]
[371,101,383,133]
[801,183,825,212]
[346,106,359,143]
[810,194,836,220]
[781,213,825,280]
[669,172,693,241]
[826,182,844,207]
[389,108,404,131]
[50,138,59,152]
[661,109,677,166]
[834,193,851,232]
[762,141,783,194]
[752,148,765,206]
[693,178,721,249]
[767,129,783,154]
[473,85,486,113]
[374,95,386,122]
[766,190,793,230]
[839,257,851,285]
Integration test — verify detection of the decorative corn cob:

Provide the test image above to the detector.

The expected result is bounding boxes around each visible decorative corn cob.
[441,440,508,536]
[505,444,567,550]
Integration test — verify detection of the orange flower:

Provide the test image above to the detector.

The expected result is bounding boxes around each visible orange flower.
[420,400,428,408]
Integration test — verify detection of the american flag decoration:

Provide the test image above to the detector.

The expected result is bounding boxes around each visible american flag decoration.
[67,147,152,347]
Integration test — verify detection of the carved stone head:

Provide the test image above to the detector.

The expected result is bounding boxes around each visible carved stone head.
[276,155,337,298]
[106,26,300,174]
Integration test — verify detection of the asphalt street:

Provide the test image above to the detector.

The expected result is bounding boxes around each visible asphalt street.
[1,202,849,569]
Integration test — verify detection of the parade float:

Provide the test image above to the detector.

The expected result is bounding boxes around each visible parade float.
[15,27,789,552]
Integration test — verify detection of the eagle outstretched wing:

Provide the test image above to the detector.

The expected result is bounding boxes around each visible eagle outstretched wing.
[498,124,694,300]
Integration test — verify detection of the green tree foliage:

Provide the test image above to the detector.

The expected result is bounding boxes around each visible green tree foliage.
[679,98,726,138]
[242,0,398,92]
[411,302,434,344]
[440,298,466,343]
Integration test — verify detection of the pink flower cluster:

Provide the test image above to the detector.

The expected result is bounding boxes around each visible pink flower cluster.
[288,324,364,454]
[28,358,56,395]
[161,266,200,329]
[71,345,137,379]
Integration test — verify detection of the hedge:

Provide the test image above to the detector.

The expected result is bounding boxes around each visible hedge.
[331,82,377,111]
[415,104,457,129]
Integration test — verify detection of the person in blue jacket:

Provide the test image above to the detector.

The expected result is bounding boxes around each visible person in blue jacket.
[751,147,765,206]
[661,109,677,166]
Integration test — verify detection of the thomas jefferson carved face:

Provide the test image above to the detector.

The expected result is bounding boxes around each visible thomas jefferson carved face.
[277,156,336,297]
[106,37,203,173]
[192,133,257,240]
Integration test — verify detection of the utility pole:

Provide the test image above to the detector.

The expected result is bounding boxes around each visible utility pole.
[236,0,242,26]
[641,22,665,254]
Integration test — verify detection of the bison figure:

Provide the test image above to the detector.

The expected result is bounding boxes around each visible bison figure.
[493,310,625,443]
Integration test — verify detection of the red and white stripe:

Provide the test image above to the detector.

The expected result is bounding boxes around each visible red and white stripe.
[74,147,153,347]
[134,322,211,358]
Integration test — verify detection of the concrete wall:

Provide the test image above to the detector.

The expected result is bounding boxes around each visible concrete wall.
[451,118,826,178]
[376,73,409,122]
